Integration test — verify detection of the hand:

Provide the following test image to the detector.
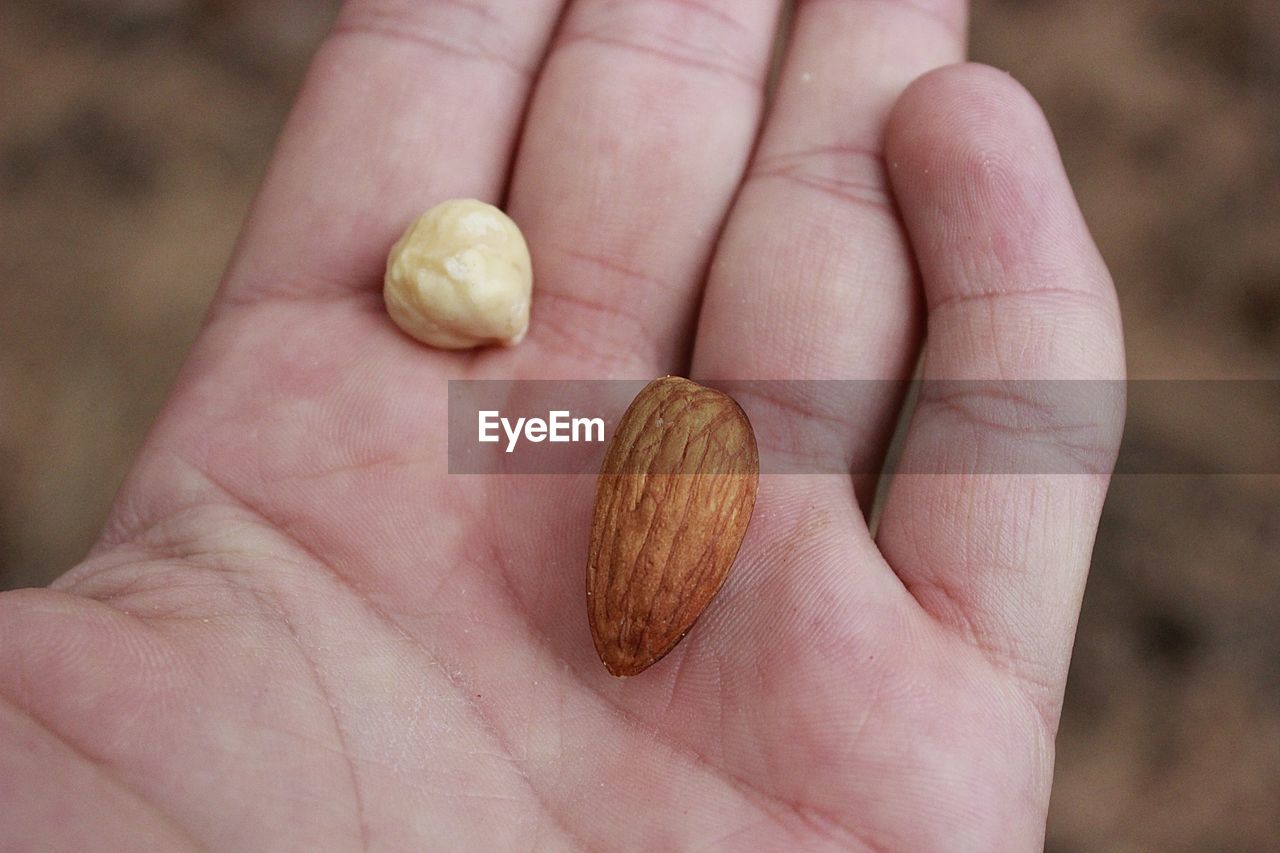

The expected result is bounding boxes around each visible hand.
[0,1,1124,849]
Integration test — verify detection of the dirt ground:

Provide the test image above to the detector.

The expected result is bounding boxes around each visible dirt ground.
[2,0,1278,848]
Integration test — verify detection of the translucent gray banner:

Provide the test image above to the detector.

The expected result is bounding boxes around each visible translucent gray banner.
[447,380,1279,475]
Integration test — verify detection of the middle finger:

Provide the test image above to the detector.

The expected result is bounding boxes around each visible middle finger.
[506,0,785,376]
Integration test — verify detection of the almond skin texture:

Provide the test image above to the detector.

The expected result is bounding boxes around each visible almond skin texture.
[587,376,759,677]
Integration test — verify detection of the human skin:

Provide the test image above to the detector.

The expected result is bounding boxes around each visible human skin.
[0,1,1125,850]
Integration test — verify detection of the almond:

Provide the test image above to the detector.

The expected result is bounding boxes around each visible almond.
[587,376,759,677]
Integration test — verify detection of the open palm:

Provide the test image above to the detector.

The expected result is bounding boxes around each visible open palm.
[1,1,1125,849]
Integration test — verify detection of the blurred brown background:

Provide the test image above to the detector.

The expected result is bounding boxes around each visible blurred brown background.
[2,0,1278,848]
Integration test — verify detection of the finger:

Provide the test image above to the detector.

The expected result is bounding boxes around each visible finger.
[875,64,1126,725]
[507,0,785,375]
[218,0,565,306]
[692,0,968,504]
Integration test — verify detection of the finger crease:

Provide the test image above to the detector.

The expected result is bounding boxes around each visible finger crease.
[534,285,671,370]
[801,0,965,41]
[330,16,535,81]
[556,29,762,88]
[596,0,753,38]
[751,146,893,214]
[925,284,1113,316]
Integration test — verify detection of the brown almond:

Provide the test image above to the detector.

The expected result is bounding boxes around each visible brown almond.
[587,376,759,677]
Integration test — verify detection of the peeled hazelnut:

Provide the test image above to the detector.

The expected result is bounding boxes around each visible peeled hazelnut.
[384,199,532,349]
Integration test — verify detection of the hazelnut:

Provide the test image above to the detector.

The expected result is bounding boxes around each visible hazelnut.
[384,199,532,349]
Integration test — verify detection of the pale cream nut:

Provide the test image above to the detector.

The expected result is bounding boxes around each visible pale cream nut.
[384,199,532,349]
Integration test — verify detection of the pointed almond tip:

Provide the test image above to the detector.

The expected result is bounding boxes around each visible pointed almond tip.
[601,654,648,678]
[605,663,632,679]
[595,643,646,678]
